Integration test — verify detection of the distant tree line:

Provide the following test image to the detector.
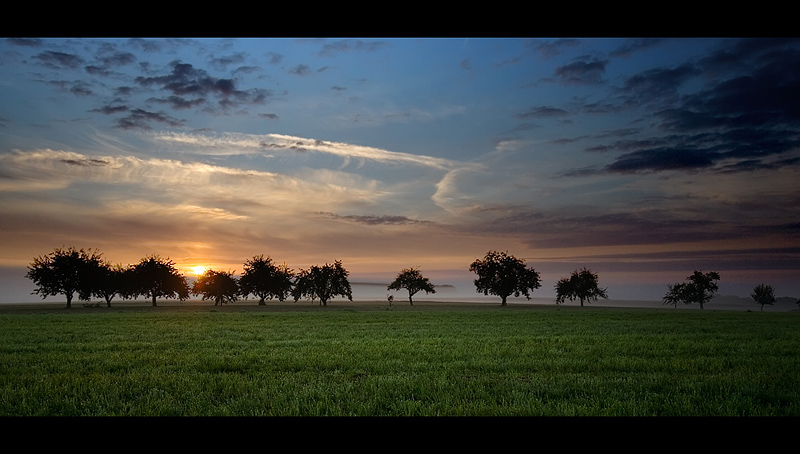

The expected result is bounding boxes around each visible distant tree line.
[25,247,792,311]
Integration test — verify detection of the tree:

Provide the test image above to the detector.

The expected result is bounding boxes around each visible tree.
[387,267,436,305]
[25,246,103,308]
[555,267,608,307]
[662,270,720,309]
[238,255,294,305]
[88,261,130,308]
[469,250,541,306]
[292,260,352,306]
[751,283,776,311]
[193,269,239,306]
[130,255,190,306]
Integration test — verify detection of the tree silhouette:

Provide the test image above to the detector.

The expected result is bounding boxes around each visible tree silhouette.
[751,283,776,311]
[193,269,239,306]
[238,255,294,304]
[25,246,103,308]
[88,261,130,307]
[292,260,352,306]
[130,255,190,306]
[662,270,720,309]
[555,267,608,307]
[387,267,436,305]
[469,250,541,306]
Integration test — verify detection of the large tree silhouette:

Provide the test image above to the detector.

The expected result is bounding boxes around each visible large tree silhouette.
[88,261,131,308]
[469,250,541,306]
[292,260,352,306]
[238,255,294,304]
[662,270,720,309]
[193,269,239,306]
[25,246,103,308]
[130,255,190,306]
[555,267,608,307]
[387,267,436,305]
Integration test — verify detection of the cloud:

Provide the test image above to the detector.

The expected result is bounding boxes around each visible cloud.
[609,38,666,58]
[34,51,84,69]
[152,131,462,170]
[134,60,266,109]
[516,106,569,119]
[554,58,607,85]
[317,39,388,57]
[317,212,433,226]
[115,108,185,130]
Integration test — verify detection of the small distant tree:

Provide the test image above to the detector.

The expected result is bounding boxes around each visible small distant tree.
[25,246,103,308]
[387,267,436,305]
[751,283,776,311]
[130,255,190,306]
[662,282,687,309]
[292,260,352,306]
[238,255,294,305]
[193,269,239,306]
[469,250,541,306]
[555,267,608,307]
[662,270,720,309]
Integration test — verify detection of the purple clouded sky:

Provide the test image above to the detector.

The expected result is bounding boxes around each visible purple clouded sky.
[1,37,799,303]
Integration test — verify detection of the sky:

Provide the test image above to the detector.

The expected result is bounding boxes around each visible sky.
[1,37,799,303]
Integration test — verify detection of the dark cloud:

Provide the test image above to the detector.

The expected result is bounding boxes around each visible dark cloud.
[609,38,666,58]
[289,64,313,76]
[147,95,206,110]
[210,52,246,70]
[47,80,93,96]
[6,38,43,47]
[258,113,278,120]
[60,158,110,167]
[526,38,581,59]
[318,212,432,226]
[115,108,185,130]
[517,106,569,119]
[620,63,700,106]
[597,39,800,174]
[90,105,129,115]
[554,58,607,85]
[34,51,84,70]
[317,40,388,57]
[133,60,267,110]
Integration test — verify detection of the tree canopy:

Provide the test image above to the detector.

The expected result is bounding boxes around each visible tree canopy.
[130,255,190,306]
[387,267,436,305]
[193,269,239,306]
[469,250,541,306]
[751,283,776,311]
[25,246,103,308]
[292,260,352,306]
[238,255,294,304]
[555,267,608,307]
[662,270,721,309]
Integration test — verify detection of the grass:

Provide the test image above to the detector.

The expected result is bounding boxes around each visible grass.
[0,301,798,416]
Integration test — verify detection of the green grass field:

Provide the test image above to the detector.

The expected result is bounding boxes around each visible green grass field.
[1,301,798,416]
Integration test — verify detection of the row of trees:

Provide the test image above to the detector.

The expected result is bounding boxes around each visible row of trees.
[25,247,787,310]
[25,247,434,308]
[469,251,789,310]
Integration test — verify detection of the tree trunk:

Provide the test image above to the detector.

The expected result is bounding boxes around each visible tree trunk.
[152,293,157,307]
[258,297,266,306]
[501,295,507,306]
[65,293,73,309]
[409,293,414,305]
[580,297,584,307]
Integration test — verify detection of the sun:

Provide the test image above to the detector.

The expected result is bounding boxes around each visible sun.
[193,266,206,276]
